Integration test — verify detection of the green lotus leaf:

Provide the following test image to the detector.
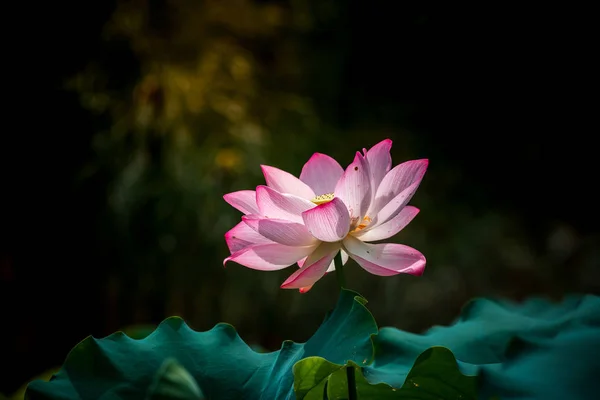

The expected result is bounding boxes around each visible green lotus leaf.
[121,324,157,340]
[146,358,204,400]
[24,288,600,400]
[292,356,340,400]
[295,346,476,400]
[399,346,476,399]
[364,294,600,399]
[26,289,377,400]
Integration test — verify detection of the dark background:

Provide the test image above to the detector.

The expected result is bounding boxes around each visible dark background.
[2,1,598,395]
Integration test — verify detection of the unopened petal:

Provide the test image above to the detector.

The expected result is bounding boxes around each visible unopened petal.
[368,159,428,217]
[243,215,317,246]
[256,185,315,223]
[261,165,315,199]
[302,197,350,242]
[223,190,260,215]
[365,139,392,193]
[225,220,274,253]
[343,235,425,276]
[334,152,372,220]
[299,153,344,196]
[224,243,317,271]
[356,206,420,242]
[280,241,341,289]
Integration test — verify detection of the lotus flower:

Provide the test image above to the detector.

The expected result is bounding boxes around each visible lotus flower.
[223,139,428,292]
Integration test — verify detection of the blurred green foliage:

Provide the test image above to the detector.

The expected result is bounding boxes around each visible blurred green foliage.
[60,0,599,343]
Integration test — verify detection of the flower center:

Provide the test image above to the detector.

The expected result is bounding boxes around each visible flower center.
[311,193,335,205]
[309,193,372,234]
[350,216,372,233]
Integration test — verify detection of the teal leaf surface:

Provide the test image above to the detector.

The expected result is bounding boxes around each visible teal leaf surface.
[25,289,600,400]
[26,289,377,400]
[295,347,476,400]
[364,294,600,399]
[146,358,204,400]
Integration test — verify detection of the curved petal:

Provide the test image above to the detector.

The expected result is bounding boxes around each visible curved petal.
[242,215,317,246]
[280,241,341,289]
[256,185,315,223]
[373,181,420,226]
[223,190,259,215]
[355,206,420,242]
[225,220,274,254]
[365,139,392,193]
[302,197,350,242]
[301,249,348,275]
[299,153,344,196]
[261,165,315,199]
[224,242,317,271]
[343,235,425,276]
[368,159,428,217]
[326,249,349,273]
[334,151,372,220]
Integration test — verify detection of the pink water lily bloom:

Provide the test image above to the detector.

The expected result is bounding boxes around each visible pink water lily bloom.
[223,139,428,292]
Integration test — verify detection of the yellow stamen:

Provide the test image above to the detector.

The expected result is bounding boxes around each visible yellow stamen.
[351,216,372,233]
[311,193,335,205]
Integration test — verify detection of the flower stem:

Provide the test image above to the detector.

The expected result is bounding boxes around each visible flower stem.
[333,251,345,289]
[346,364,357,400]
[333,251,356,398]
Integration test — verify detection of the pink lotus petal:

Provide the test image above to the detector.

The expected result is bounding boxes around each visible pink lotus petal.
[225,220,274,254]
[368,159,428,217]
[355,206,420,242]
[280,242,341,289]
[223,190,260,215]
[224,242,317,271]
[334,152,372,220]
[373,181,421,227]
[325,249,349,273]
[299,249,347,272]
[299,153,344,196]
[295,248,348,293]
[343,235,425,276]
[242,215,317,247]
[261,165,315,200]
[302,197,350,242]
[302,249,348,274]
[365,139,393,193]
[256,185,316,223]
